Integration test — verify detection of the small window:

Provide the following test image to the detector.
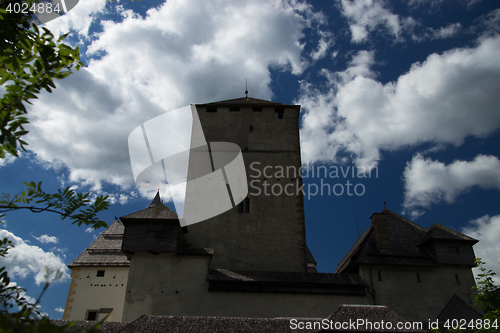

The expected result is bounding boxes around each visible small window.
[417,272,422,283]
[97,270,105,277]
[86,310,97,321]
[250,125,253,132]
[377,271,382,281]
[252,107,262,112]
[207,107,217,113]
[275,108,284,119]
[455,274,461,284]
[240,197,250,214]
[229,107,240,111]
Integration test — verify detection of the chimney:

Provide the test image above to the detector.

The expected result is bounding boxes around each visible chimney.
[371,213,393,255]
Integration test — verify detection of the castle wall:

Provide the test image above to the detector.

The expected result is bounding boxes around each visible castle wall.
[122,252,368,322]
[183,104,307,272]
[359,264,482,323]
[63,266,129,322]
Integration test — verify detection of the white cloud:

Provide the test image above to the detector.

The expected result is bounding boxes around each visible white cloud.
[0,152,18,168]
[0,229,70,285]
[298,35,500,167]
[84,227,93,233]
[33,234,59,244]
[337,0,402,43]
[462,214,500,284]
[25,0,326,200]
[402,154,500,216]
[55,306,65,313]
[431,22,462,39]
[42,0,107,38]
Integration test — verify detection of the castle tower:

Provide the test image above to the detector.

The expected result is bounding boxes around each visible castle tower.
[182,97,308,272]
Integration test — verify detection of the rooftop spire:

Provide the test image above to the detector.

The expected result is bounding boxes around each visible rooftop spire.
[245,78,248,98]
[149,190,162,208]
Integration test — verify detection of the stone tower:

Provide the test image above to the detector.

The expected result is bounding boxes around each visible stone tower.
[182,97,308,272]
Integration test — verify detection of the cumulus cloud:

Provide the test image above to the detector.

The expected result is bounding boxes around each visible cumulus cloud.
[55,306,65,313]
[298,35,500,167]
[43,0,107,38]
[33,234,59,244]
[402,154,500,217]
[462,214,500,284]
[26,0,326,200]
[337,0,402,43]
[0,229,70,285]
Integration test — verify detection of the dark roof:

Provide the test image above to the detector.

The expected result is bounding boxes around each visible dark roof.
[208,269,367,295]
[195,96,300,109]
[52,320,129,333]
[420,224,478,245]
[53,305,426,333]
[68,220,129,268]
[321,305,428,332]
[437,294,483,322]
[148,190,162,208]
[336,209,477,273]
[120,203,179,220]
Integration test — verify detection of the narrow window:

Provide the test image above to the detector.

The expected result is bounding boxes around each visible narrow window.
[377,271,382,281]
[275,108,284,119]
[250,125,253,132]
[86,310,97,321]
[229,106,240,111]
[207,107,217,113]
[417,272,422,283]
[96,270,105,277]
[253,107,262,112]
[240,197,250,214]
[455,274,461,284]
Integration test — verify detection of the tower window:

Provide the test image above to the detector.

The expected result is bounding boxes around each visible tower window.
[417,272,422,283]
[229,107,240,111]
[86,310,97,321]
[253,107,262,112]
[207,107,217,113]
[377,271,382,281]
[250,125,253,132]
[240,197,250,214]
[455,274,461,284]
[97,270,105,277]
[275,108,284,119]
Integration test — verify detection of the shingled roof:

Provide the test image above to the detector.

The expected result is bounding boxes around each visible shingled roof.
[68,219,129,268]
[321,305,428,332]
[120,202,179,221]
[53,305,426,333]
[336,209,476,273]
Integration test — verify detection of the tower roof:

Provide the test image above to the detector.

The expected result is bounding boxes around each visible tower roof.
[196,96,300,109]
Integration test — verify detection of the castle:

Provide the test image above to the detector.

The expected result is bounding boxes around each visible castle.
[62,97,482,328]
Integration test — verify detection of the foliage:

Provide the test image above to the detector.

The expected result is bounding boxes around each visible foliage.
[0,0,82,159]
[0,182,109,230]
[0,1,110,331]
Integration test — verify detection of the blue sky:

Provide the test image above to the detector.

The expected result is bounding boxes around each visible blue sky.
[1,0,500,319]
